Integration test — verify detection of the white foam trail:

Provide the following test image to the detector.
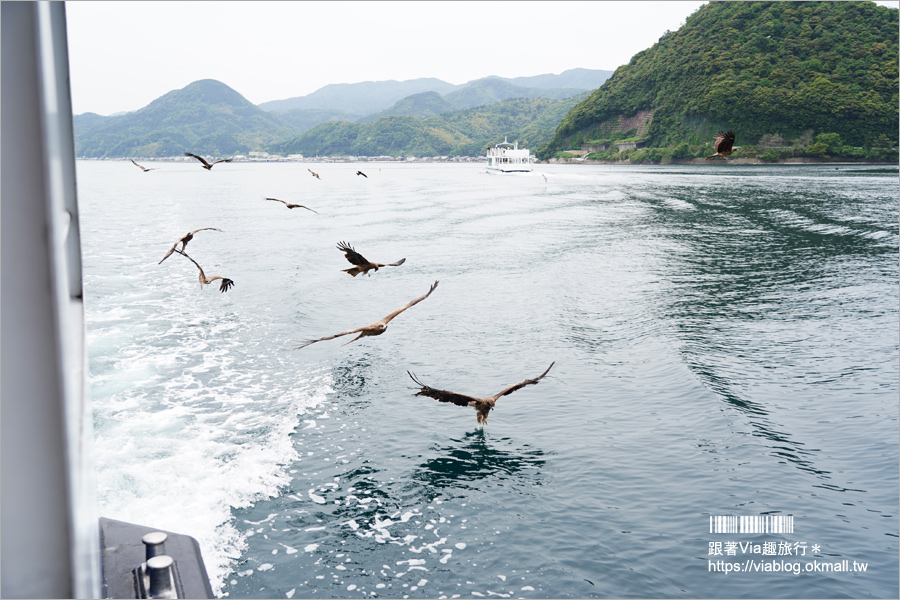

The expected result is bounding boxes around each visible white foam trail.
[90,309,332,595]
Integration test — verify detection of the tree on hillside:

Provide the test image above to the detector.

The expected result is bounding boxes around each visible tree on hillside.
[541,1,899,160]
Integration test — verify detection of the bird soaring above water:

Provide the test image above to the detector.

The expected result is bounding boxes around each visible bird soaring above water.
[337,241,406,277]
[705,131,736,160]
[295,280,438,349]
[308,168,321,179]
[175,250,234,293]
[265,197,318,213]
[131,159,156,172]
[184,152,233,170]
[158,228,222,264]
[356,170,368,178]
[408,362,555,427]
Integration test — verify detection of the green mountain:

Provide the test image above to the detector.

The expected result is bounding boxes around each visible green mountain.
[358,81,592,125]
[542,1,899,160]
[257,78,458,114]
[503,68,614,90]
[443,77,586,110]
[359,91,458,123]
[259,70,612,132]
[257,70,612,117]
[273,96,585,157]
[74,79,300,158]
[276,107,363,131]
[71,70,611,158]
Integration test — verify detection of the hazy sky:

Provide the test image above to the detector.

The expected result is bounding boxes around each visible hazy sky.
[65,1,710,116]
[65,1,899,117]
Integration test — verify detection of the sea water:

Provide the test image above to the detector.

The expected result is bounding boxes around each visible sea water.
[77,161,899,598]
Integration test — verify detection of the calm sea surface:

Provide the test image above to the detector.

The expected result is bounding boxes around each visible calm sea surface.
[77,161,899,599]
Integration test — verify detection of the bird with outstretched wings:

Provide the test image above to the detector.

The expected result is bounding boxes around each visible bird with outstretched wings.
[295,281,438,349]
[308,168,320,179]
[408,362,555,426]
[265,198,318,213]
[705,131,736,160]
[337,241,406,277]
[356,170,367,178]
[131,159,156,172]
[184,152,233,170]
[158,228,222,264]
[175,250,234,293]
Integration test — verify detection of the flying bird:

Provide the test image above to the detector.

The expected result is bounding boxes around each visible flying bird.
[131,159,156,172]
[158,227,222,264]
[265,197,318,213]
[408,362,555,427]
[184,152,233,170]
[295,280,438,349]
[308,168,321,179]
[356,170,368,178]
[175,250,234,293]
[337,241,406,277]
[705,131,736,160]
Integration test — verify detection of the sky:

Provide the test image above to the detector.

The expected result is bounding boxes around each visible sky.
[65,1,900,117]
[65,1,710,116]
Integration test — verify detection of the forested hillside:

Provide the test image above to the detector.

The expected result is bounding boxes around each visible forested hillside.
[273,96,587,157]
[541,1,898,162]
[73,70,607,158]
[74,80,299,158]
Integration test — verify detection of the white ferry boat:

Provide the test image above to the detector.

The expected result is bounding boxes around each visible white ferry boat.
[484,137,533,173]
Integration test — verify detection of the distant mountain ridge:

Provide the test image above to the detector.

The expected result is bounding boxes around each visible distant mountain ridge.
[359,91,458,123]
[73,69,612,158]
[273,95,588,158]
[74,79,299,157]
[256,68,613,116]
[257,78,457,115]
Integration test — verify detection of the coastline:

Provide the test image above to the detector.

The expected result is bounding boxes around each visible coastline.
[543,157,898,166]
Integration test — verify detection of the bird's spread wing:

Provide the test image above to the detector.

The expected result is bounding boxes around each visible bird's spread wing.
[176,250,207,280]
[387,257,406,267]
[408,372,478,407]
[160,228,220,262]
[295,325,370,350]
[337,241,370,267]
[159,245,179,264]
[210,277,234,293]
[268,197,316,212]
[184,152,211,167]
[212,158,233,165]
[189,227,222,236]
[491,362,555,401]
[378,280,439,325]
[714,131,735,154]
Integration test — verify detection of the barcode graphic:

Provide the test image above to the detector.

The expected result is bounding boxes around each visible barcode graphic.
[709,515,794,534]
